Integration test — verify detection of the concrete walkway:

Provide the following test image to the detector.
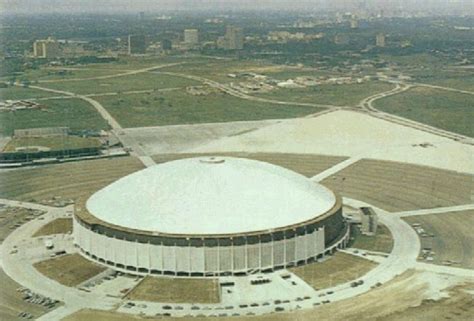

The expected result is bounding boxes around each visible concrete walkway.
[310,157,361,182]
[395,203,474,217]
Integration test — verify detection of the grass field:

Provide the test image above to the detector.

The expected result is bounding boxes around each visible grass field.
[126,277,220,304]
[33,218,73,237]
[0,98,110,136]
[349,224,393,253]
[0,86,57,100]
[0,157,144,204]
[321,159,474,212]
[374,86,474,137]
[403,210,474,269]
[39,72,200,95]
[2,136,101,152]
[255,81,394,106]
[25,68,128,82]
[290,252,377,290]
[97,90,324,128]
[159,59,277,83]
[34,254,106,287]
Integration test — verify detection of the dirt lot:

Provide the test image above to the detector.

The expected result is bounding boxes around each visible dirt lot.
[152,152,347,178]
[0,206,45,244]
[0,157,144,205]
[322,159,474,212]
[64,271,470,321]
[349,224,394,253]
[403,210,474,269]
[290,252,377,290]
[32,218,72,237]
[33,254,106,287]
[126,277,220,304]
[0,269,52,321]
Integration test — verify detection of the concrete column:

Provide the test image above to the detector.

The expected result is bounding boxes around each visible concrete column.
[244,237,248,271]
[271,234,274,268]
[217,239,220,274]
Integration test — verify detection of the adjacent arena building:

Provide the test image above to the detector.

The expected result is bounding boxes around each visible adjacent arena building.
[73,156,349,277]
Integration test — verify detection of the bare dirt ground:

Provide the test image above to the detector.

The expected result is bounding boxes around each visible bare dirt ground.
[403,210,474,269]
[152,152,347,178]
[33,254,107,287]
[0,269,52,321]
[126,277,220,304]
[321,159,474,212]
[64,271,473,321]
[0,157,144,205]
[290,252,377,290]
[349,224,394,253]
[32,218,73,237]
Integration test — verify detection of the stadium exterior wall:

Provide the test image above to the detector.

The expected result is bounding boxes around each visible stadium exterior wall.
[73,201,349,277]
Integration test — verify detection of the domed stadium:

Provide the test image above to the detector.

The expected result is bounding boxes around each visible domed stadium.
[73,156,349,277]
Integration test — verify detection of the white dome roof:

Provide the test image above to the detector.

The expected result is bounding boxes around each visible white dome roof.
[86,157,336,235]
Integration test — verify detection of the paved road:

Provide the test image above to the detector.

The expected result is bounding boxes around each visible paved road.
[25,84,156,167]
[38,62,184,83]
[413,82,474,96]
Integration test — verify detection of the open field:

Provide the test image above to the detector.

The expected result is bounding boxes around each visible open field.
[403,210,474,269]
[2,136,101,152]
[290,252,377,290]
[321,159,474,212]
[126,277,220,304]
[374,86,474,137]
[0,98,110,136]
[159,59,277,83]
[33,254,106,287]
[24,68,129,82]
[39,73,200,95]
[0,269,53,321]
[152,153,347,178]
[63,270,463,321]
[255,82,394,106]
[33,218,73,237]
[349,224,394,253]
[0,86,57,100]
[97,91,324,128]
[0,206,45,244]
[0,156,144,204]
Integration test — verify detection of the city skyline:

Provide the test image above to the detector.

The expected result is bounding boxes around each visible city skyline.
[2,0,473,15]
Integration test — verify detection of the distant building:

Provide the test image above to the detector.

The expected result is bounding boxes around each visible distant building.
[128,34,147,55]
[139,11,145,20]
[161,39,172,51]
[33,37,61,58]
[350,17,359,29]
[334,34,350,45]
[376,33,386,47]
[218,26,244,50]
[184,29,199,46]
[360,207,378,236]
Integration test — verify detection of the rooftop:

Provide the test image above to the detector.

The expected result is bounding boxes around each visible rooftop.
[86,156,337,235]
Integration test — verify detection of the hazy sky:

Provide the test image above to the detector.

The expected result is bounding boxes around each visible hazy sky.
[1,0,473,14]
